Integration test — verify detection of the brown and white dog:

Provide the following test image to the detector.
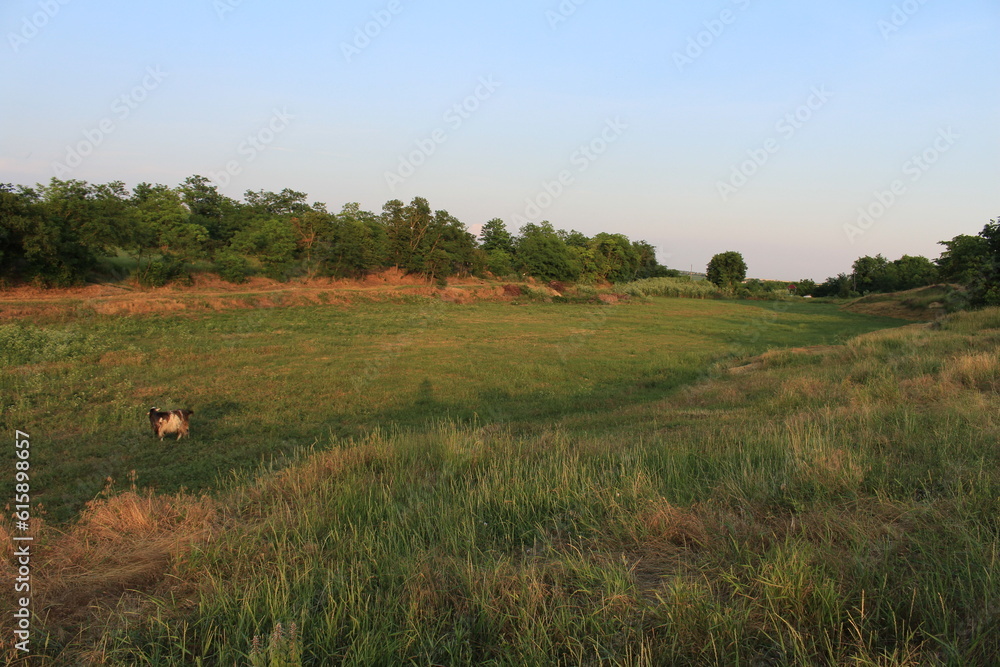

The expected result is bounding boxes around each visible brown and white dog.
[148,407,194,441]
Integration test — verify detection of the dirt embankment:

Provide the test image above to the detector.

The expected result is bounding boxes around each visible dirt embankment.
[0,270,525,320]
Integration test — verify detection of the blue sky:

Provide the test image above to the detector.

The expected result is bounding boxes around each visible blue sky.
[2,0,997,280]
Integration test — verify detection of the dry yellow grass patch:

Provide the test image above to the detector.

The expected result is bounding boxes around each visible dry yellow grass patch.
[638,500,711,550]
[240,444,382,515]
[0,486,217,653]
[899,373,961,402]
[941,352,1000,390]
[779,375,827,402]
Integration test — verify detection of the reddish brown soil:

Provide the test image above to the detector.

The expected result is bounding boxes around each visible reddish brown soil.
[0,269,512,320]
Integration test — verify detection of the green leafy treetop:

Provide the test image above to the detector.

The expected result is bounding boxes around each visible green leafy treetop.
[706,251,747,292]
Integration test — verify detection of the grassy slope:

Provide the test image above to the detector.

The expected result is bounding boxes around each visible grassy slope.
[842,284,962,321]
[3,299,999,664]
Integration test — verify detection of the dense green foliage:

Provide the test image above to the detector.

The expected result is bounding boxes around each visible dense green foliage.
[0,178,670,287]
[614,276,723,299]
[706,250,747,291]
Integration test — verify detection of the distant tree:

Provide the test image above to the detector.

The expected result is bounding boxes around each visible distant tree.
[632,240,672,279]
[289,209,333,275]
[970,217,1000,306]
[231,218,297,280]
[589,232,640,282]
[479,218,515,255]
[485,249,515,277]
[132,183,208,261]
[937,234,990,284]
[706,251,747,291]
[0,184,39,284]
[558,229,590,249]
[5,178,133,286]
[515,221,578,282]
[381,197,434,272]
[891,255,937,290]
[317,203,387,278]
[852,254,893,293]
[430,209,481,278]
[243,188,310,218]
[794,279,817,296]
[811,273,856,298]
[178,175,243,249]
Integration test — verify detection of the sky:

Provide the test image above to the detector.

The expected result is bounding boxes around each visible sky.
[1,0,997,281]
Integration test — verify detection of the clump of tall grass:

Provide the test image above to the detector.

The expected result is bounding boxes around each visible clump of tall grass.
[614,276,723,299]
[940,306,1000,333]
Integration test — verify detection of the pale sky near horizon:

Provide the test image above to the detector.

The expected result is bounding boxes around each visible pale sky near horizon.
[1,0,997,281]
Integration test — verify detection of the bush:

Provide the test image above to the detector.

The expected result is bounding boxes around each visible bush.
[215,250,252,284]
[135,255,186,288]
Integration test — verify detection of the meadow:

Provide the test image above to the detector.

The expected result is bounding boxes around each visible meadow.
[2,292,999,665]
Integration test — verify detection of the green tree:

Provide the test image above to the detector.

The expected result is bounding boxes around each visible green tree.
[479,218,515,255]
[589,233,640,282]
[515,221,578,282]
[0,184,40,284]
[243,188,310,218]
[290,209,333,276]
[794,279,817,296]
[317,203,387,278]
[430,210,481,278]
[706,251,747,291]
[558,229,590,249]
[231,218,297,280]
[132,183,208,261]
[485,249,515,277]
[632,240,671,279]
[6,178,132,286]
[852,254,893,293]
[382,197,434,272]
[811,273,856,298]
[891,255,937,290]
[970,217,1000,306]
[937,234,990,284]
[178,175,243,249]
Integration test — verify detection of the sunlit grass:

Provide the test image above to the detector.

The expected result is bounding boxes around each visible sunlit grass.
[6,300,1000,664]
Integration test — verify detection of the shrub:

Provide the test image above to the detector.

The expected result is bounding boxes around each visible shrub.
[135,255,186,288]
[215,250,252,284]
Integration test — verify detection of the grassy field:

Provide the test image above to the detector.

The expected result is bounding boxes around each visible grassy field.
[3,294,999,664]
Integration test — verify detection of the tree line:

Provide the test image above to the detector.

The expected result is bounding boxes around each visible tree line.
[796,217,1000,307]
[0,177,672,288]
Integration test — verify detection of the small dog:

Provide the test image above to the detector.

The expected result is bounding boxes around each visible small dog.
[148,407,194,441]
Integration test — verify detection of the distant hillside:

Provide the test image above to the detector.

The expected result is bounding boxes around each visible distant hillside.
[842,284,962,321]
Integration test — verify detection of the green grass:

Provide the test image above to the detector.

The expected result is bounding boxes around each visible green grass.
[6,297,1000,665]
[1,298,900,522]
[613,276,724,299]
